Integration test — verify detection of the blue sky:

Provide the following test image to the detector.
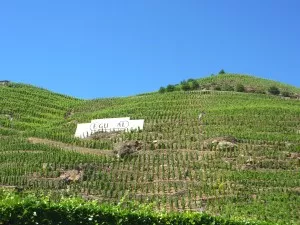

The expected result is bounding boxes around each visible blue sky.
[0,1,299,99]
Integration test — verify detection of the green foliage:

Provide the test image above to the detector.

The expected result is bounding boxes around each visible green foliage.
[0,190,272,225]
[191,80,200,90]
[159,87,166,94]
[219,69,226,74]
[166,84,175,92]
[268,86,280,95]
[157,74,300,95]
[281,91,291,97]
[222,84,234,91]
[180,79,200,91]
[255,89,266,94]
[181,80,191,91]
[214,85,221,91]
[187,78,196,82]
[236,84,245,92]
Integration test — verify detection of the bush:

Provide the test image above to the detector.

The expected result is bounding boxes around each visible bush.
[0,190,272,225]
[255,89,266,94]
[222,84,234,91]
[166,84,175,92]
[219,69,226,74]
[214,86,221,91]
[236,84,245,92]
[191,80,200,90]
[281,91,291,97]
[268,86,280,95]
[158,87,166,93]
[181,81,191,91]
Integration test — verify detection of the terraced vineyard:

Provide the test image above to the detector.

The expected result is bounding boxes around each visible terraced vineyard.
[196,73,300,94]
[0,75,300,224]
[164,73,300,97]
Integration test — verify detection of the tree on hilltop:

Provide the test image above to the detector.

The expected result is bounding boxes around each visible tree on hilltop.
[219,69,226,74]
[191,80,200,90]
[166,84,175,92]
[159,87,166,93]
[181,80,191,91]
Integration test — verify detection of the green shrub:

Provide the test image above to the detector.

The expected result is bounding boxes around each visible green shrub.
[281,91,291,97]
[219,69,226,74]
[222,84,234,91]
[191,80,200,90]
[255,89,266,94]
[268,86,280,95]
[214,85,221,91]
[159,87,166,93]
[0,191,272,225]
[166,84,175,92]
[181,81,191,91]
[236,84,245,92]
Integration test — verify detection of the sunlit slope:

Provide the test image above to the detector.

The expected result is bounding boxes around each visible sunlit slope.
[1,80,299,148]
[168,74,300,95]
[1,79,300,224]
[0,83,82,136]
[196,73,300,94]
[66,91,300,144]
[1,77,299,144]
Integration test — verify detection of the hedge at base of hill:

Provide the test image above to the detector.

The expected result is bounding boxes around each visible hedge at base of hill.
[0,191,272,225]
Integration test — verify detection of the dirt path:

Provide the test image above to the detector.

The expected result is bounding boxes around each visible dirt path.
[28,137,114,156]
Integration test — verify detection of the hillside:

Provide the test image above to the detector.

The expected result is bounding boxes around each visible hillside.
[161,73,300,97]
[0,77,300,224]
[0,82,81,135]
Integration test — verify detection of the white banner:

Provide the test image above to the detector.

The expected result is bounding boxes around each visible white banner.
[74,123,93,138]
[74,117,144,138]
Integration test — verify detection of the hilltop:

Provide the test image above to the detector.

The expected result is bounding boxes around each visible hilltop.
[159,73,300,98]
[0,74,300,224]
